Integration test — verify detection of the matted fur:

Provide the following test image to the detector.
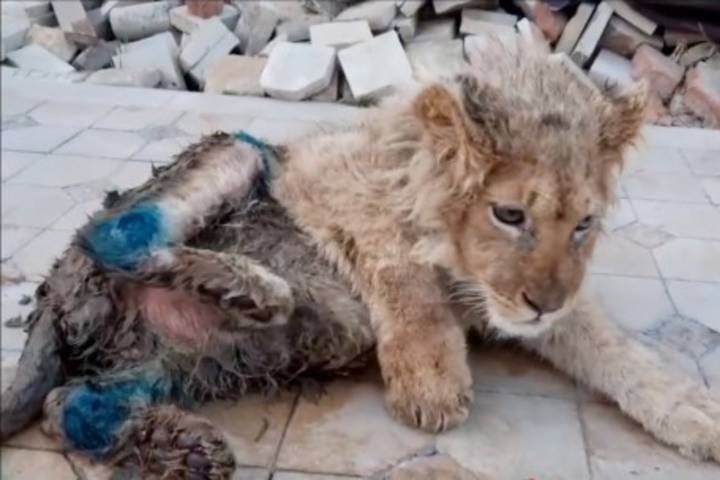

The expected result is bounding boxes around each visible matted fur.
[2,42,719,478]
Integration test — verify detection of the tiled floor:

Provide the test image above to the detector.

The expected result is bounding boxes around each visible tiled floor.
[2,75,720,479]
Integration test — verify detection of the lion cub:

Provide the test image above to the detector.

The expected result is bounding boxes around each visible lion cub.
[274,44,720,462]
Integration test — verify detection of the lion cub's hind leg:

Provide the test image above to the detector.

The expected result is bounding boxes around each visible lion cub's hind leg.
[42,372,236,479]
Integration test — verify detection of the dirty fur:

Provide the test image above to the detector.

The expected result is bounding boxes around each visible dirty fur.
[3,42,720,478]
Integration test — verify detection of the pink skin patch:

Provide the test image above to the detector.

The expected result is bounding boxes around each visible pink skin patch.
[136,286,225,348]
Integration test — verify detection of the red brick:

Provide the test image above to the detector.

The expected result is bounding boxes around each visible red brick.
[684,62,720,127]
[631,45,685,102]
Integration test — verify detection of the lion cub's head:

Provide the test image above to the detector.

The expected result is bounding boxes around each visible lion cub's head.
[410,48,647,337]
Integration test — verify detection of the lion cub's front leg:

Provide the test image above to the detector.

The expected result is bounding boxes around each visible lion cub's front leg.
[369,263,473,433]
[526,297,720,462]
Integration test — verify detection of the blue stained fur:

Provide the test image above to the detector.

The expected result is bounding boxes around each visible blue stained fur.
[62,375,174,456]
[84,203,167,270]
[234,130,274,196]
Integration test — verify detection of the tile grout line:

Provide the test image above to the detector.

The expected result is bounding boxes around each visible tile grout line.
[267,392,301,476]
[574,400,596,480]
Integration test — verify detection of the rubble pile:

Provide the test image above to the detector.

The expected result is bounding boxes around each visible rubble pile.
[1,0,718,128]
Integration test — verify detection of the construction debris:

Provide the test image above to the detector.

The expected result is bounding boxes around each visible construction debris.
[0,0,715,129]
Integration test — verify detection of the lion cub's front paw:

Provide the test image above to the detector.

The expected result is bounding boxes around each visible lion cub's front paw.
[384,364,473,433]
[664,387,720,463]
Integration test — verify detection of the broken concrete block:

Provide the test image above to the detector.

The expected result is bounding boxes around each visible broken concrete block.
[1,14,30,61]
[555,2,594,54]
[393,14,419,43]
[607,0,656,35]
[109,1,173,42]
[406,39,466,80]
[464,32,518,66]
[679,43,717,69]
[113,32,186,89]
[589,49,633,87]
[6,44,75,73]
[459,10,515,37]
[413,18,456,43]
[204,55,266,96]
[310,69,339,102]
[632,44,685,102]
[234,2,278,56]
[517,18,549,53]
[260,42,336,101]
[51,0,97,44]
[310,21,373,50]
[170,4,240,34]
[179,17,239,87]
[27,25,78,63]
[684,61,720,127]
[72,41,119,70]
[599,16,663,58]
[276,14,330,42]
[571,1,613,67]
[339,31,413,100]
[461,9,517,33]
[433,0,497,15]
[399,0,425,17]
[336,0,396,32]
[2,1,51,19]
[2,65,88,82]
[257,33,288,58]
[86,67,161,87]
[87,7,111,40]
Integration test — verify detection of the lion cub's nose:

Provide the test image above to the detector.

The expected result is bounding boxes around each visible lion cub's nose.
[522,289,565,316]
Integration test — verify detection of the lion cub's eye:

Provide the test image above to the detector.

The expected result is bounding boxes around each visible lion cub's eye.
[575,215,594,232]
[491,205,526,227]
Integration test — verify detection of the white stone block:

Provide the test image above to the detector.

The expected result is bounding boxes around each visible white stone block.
[51,0,97,43]
[555,2,595,54]
[310,69,340,102]
[459,12,515,37]
[461,9,517,32]
[276,14,330,42]
[517,18,549,53]
[205,55,266,96]
[109,0,173,42]
[413,18,456,43]
[86,67,161,87]
[433,0,497,15]
[399,0,425,17]
[336,0,397,32]
[406,39,466,80]
[339,31,413,100]
[571,1,614,67]
[6,44,75,73]
[179,17,239,87]
[170,4,240,34]
[73,41,119,70]
[393,14,419,43]
[607,0,656,35]
[113,32,186,89]
[27,25,78,62]
[588,49,633,87]
[258,33,288,58]
[2,1,51,20]
[234,2,278,56]
[1,15,31,61]
[310,21,373,50]
[260,42,337,101]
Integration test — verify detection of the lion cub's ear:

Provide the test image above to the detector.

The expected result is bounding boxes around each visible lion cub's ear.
[599,81,648,153]
[414,84,491,187]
